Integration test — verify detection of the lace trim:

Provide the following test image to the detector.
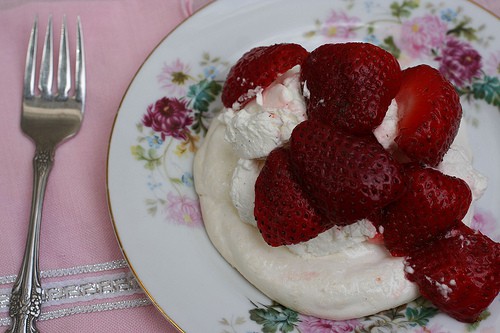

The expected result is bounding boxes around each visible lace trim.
[0,298,152,327]
[0,259,129,285]
[0,271,144,312]
[0,260,154,325]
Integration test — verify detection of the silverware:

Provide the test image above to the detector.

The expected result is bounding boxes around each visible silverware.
[7,16,85,333]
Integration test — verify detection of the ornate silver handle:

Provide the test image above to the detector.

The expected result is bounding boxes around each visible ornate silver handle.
[7,147,54,333]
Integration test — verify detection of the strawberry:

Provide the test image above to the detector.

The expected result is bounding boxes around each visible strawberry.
[382,164,472,256]
[289,119,406,225]
[221,43,309,109]
[405,223,500,323]
[366,230,385,245]
[254,146,333,247]
[300,42,401,134]
[395,64,462,166]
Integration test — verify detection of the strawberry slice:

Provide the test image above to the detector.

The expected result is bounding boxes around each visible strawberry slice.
[382,164,472,256]
[221,43,309,110]
[405,223,500,323]
[289,119,406,226]
[254,146,333,247]
[300,42,401,134]
[395,64,462,166]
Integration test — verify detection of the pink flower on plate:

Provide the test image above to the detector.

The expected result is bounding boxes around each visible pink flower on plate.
[471,208,499,241]
[320,10,361,39]
[399,15,447,58]
[165,192,203,227]
[142,97,193,140]
[436,37,482,87]
[157,59,193,96]
[414,323,450,333]
[484,50,500,77]
[298,315,361,333]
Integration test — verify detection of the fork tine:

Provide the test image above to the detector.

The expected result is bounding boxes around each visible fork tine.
[39,16,54,99]
[75,16,85,105]
[57,16,71,100]
[23,16,38,99]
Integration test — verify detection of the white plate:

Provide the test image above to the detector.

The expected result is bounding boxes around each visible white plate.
[107,0,500,332]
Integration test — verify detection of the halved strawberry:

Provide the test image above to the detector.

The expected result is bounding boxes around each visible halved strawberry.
[254,146,333,247]
[382,164,472,256]
[300,42,401,134]
[395,64,462,166]
[289,119,406,226]
[221,43,309,110]
[405,223,500,323]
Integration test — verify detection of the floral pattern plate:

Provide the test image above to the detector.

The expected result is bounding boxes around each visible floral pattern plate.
[106,0,500,332]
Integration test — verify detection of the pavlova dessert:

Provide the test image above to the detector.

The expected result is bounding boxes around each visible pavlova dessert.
[193,42,499,323]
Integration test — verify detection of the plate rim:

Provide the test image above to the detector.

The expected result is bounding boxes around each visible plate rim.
[104,1,221,332]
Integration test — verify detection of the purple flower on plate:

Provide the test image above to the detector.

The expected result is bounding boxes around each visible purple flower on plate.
[297,315,361,333]
[165,192,202,227]
[320,10,361,39]
[399,15,447,58]
[436,37,482,87]
[142,97,193,141]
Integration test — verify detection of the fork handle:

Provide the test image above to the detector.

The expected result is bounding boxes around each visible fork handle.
[7,146,54,333]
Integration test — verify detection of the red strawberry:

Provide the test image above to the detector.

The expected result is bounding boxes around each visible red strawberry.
[395,64,462,166]
[289,119,406,225]
[366,230,385,245]
[405,223,500,323]
[221,43,309,109]
[254,146,333,247]
[382,164,472,256]
[300,42,401,134]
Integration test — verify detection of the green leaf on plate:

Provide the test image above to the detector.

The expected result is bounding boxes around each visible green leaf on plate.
[466,310,490,332]
[249,303,299,333]
[447,17,478,41]
[405,304,438,327]
[390,0,419,19]
[186,79,222,113]
[471,75,500,108]
[380,36,401,59]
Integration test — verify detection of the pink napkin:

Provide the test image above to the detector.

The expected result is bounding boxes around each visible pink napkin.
[0,0,497,332]
[0,0,209,332]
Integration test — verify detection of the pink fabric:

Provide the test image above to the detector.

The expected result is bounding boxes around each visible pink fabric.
[475,0,500,16]
[0,1,497,332]
[0,0,209,332]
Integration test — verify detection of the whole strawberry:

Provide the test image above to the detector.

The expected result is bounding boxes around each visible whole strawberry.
[405,223,500,323]
[254,146,333,246]
[300,42,401,134]
[395,64,462,166]
[221,43,309,110]
[382,164,472,256]
[289,119,406,225]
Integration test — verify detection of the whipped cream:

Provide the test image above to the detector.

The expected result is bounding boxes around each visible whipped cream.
[230,158,262,226]
[219,66,306,159]
[373,99,399,151]
[287,219,377,257]
[437,119,488,202]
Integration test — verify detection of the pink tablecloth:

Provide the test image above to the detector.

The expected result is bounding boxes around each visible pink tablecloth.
[0,1,209,332]
[0,1,498,332]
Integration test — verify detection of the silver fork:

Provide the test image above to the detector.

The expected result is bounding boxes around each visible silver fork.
[7,16,85,333]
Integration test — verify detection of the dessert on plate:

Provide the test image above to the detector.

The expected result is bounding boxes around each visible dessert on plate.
[193,42,499,323]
